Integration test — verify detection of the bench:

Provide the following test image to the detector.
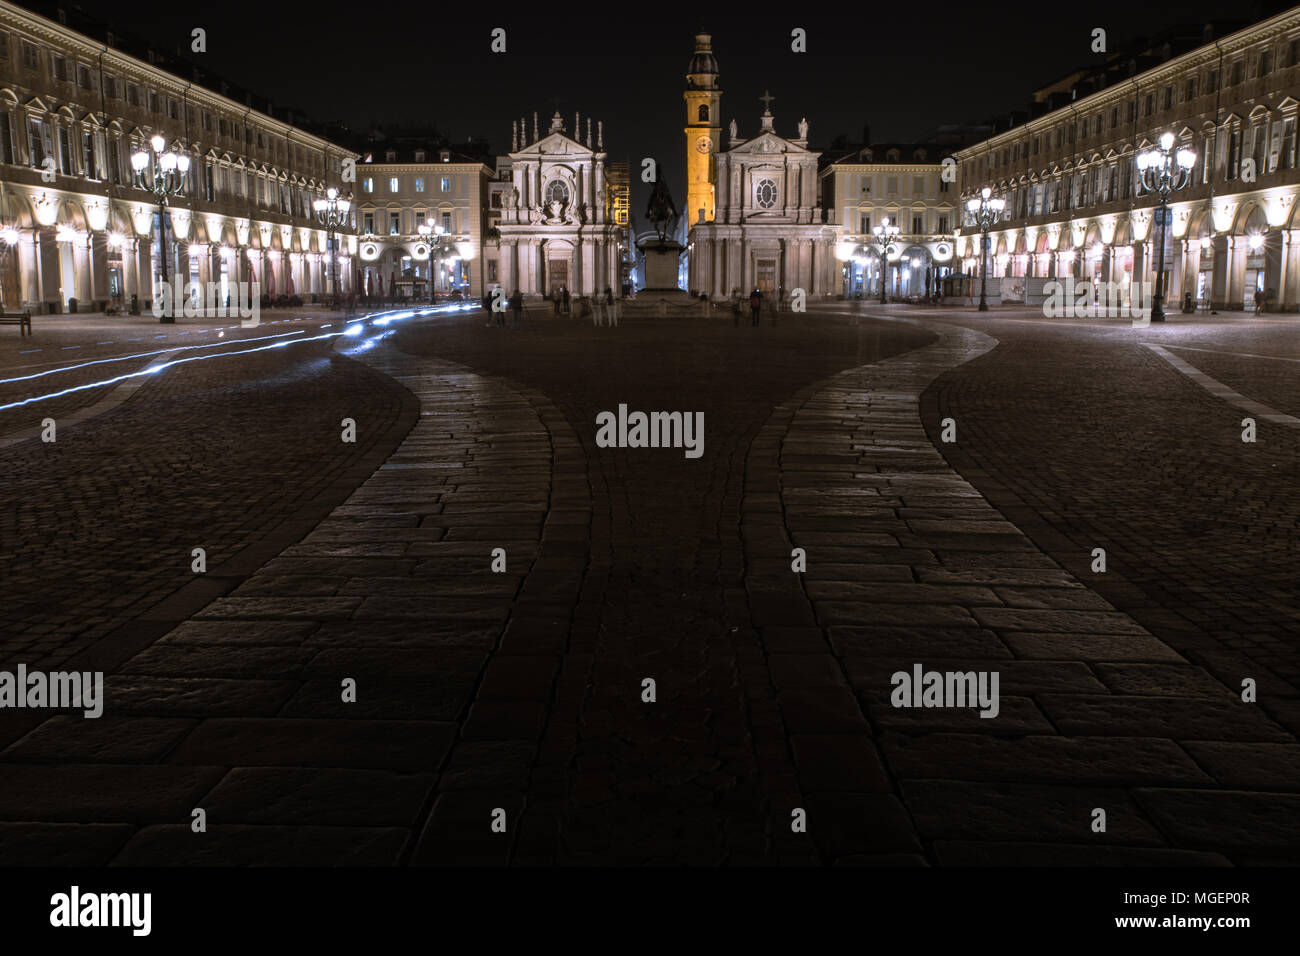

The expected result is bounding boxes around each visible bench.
[0,310,32,336]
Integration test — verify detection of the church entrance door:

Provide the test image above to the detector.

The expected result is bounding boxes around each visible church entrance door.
[549,260,569,297]
[756,259,776,295]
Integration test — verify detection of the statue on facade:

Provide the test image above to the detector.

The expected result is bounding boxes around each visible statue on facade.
[646,178,678,241]
[797,117,809,140]
[729,119,738,144]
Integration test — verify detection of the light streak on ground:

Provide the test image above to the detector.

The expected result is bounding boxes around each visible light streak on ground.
[0,330,308,385]
[0,309,431,412]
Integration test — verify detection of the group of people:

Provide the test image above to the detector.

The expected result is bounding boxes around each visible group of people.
[592,287,619,327]
[1253,286,1277,315]
[732,288,766,326]
[481,289,525,329]
[479,286,621,328]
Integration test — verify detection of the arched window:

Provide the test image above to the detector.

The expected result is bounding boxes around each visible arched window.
[545,179,570,206]
[698,104,709,123]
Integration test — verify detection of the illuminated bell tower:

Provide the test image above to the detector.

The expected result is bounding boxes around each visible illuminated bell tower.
[684,31,721,226]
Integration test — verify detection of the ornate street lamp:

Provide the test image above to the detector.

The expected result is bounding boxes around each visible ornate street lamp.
[0,224,19,311]
[131,134,190,323]
[965,187,1005,312]
[419,222,459,302]
[872,217,899,304]
[1137,131,1196,322]
[313,187,352,307]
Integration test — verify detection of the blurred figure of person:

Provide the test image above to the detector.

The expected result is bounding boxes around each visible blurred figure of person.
[749,288,763,326]
[605,287,617,328]
[510,289,523,330]
[562,286,571,316]
[1254,286,1264,314]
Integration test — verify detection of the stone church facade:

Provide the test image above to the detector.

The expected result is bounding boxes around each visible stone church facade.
[684,35,837,300]
[486,111,622,301]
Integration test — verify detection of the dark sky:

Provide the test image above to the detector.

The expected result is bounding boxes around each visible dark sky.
[52,0,1271,226]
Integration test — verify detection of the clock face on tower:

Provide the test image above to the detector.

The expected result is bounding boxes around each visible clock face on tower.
[695,137,712,154]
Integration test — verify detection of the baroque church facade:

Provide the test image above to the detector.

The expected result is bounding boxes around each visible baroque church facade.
[486,111,623,300]
[684,33,837,300]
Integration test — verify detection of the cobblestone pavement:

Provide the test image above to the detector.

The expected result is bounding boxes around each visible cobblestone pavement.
[0,311,414,668]
[2,304,1297,864]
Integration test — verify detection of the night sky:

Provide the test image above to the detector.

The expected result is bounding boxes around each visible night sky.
[52,0,1268,227]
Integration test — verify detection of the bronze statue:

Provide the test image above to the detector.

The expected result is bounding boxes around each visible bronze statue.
[646,178,678,241]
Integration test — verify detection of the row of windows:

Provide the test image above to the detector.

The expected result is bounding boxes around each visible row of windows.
[972,121,1300,222]
[841,174,952,196]
[361,210,459,235]
[0,28,334,175]
[0,111,342,222]
[852,214,951,235]
[361,175,454,194]
[983,39,1300,173]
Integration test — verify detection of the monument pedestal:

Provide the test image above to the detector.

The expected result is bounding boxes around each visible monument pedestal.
[637,238,693,305]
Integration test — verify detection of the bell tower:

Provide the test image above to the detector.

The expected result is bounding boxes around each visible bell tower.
[684,31,721,227]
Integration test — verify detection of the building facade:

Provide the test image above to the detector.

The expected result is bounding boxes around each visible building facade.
[484,110,622,300]
[821,144,960,298]
[954,7,1300,312]
[684,34,836,300]
[353,143,492,300]
[0,0,357,314]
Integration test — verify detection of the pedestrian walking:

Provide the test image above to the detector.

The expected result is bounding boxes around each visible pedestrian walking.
[562,286,571,316]
[1254,287,1264,314]
[593,291,604,327]
[552,288,561,317]
[749,288,763,326]
[604,287,617,328]
[510,289,523,330]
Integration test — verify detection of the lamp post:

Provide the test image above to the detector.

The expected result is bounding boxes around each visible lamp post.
[313,187,351,307]
[1137,131,1196,322]
[131,135,190,323]
[418,223,439,302]
[871,217,899,304]
[965,187,1005,312]
[0,225,18,311]
[418,222,459,302]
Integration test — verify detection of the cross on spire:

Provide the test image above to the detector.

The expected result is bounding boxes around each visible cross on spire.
[759,90,775,114]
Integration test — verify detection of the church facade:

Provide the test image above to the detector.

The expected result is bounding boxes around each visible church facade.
[485,111,622,301]
[684,34,837,300]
